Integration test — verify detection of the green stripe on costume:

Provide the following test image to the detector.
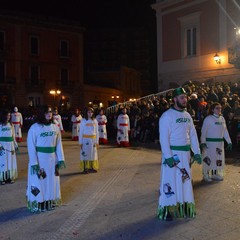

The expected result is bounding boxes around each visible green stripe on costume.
[0,137,13,142]
[170,145,190,151]
[206,138,223,142]
[36,146,56,153]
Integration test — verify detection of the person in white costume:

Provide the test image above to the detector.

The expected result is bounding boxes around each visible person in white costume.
[79,107,99,174]
[0,109,18,185]
[11,106,23,142]
[71,108,82,141]
[158,87,202,221]
[26,105,65,212]
[200,102,232,182]
[96,108,108,144]
[53,107,64,132]
[116,107,130,147]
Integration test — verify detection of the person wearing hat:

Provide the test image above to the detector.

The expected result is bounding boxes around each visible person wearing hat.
[157,87,202,221]
[79,107,99,174]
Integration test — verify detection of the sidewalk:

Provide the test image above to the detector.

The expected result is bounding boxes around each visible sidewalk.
[0,132,240,240]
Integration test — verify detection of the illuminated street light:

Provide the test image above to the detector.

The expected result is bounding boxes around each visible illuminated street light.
[49,89,61,107]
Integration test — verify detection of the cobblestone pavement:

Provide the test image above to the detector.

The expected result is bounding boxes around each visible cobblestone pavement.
[0,132,240,240]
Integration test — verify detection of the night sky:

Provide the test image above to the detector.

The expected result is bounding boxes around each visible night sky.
[0,0,156,28]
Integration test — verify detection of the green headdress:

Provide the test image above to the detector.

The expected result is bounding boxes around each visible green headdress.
[172,87,186,98]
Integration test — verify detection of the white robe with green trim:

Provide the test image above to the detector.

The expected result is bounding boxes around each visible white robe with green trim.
[26,123,65,208]
[158,108,200,210]
[0,123,18,181]
[201,115,231,175]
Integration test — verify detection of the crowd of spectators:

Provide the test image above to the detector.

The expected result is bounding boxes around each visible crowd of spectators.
[20,80,240,147]
[106,80,240,147]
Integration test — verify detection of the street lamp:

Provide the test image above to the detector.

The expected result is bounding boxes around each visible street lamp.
[49,89,61,107]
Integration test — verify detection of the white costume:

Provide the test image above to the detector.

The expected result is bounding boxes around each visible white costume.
[116,113,130,147]
[11,107,23,142]
[71,114,82,141]
[158,107,200,220]
[53,114,64,132]
[26,123,65,212]
[79,118,99,172]
[0,123,18,183]
[201,114,231,177]
[96,113,108,144]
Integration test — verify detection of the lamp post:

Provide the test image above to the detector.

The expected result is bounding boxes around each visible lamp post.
[49,89,61,107]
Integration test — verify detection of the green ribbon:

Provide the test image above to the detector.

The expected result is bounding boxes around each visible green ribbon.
[206,138,223,142]
[0,137,13,142]
[36,146,56,153]
[170,145,190,151]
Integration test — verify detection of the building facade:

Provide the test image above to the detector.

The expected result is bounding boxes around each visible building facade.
[0,11,85,110]
[152,0,240,91]
[0,11,144,111]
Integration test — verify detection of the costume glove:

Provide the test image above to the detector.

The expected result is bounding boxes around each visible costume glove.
[226,143,232,151]
[164,157,174,168]
[193,154,202,164]
[200,143,207,152]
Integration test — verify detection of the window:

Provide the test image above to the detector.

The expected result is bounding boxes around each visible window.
[60,40,69,57]
[30,65,39,85]
[178,12,201,58]
[30,36,39,55]
[186,27,197,56]
[60,68,69,85]
[0,62,5,83]
[28,96,40,107]
[0,32,5,51]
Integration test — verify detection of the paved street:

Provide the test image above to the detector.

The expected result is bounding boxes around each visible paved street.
[1,132,240,240]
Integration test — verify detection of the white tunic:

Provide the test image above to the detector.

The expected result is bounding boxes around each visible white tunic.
[11,112,23,142]
[53,114,64,131]
[71,114,82,140]
[116,113,130,145]
[0,123,18,181]
[79,118,99,161]
[201,115,231,174]
[26,123,65,210]
[158,108,200,212]
[96,114,108,142]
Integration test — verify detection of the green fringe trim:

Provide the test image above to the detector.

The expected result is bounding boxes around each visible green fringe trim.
[157,202,196,220]
[57,161,66,169]
[27,198,62,213]
[0,169,18,181]
[31,164,40,175]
